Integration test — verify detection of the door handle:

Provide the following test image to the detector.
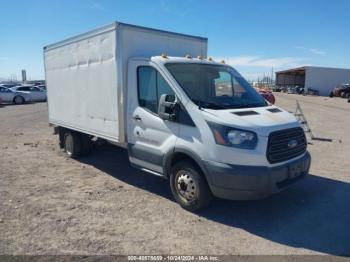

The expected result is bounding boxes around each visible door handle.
[133,115,142,121]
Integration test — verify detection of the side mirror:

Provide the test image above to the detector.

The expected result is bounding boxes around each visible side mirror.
[158,94,177,121]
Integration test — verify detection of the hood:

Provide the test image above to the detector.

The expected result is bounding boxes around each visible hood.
[201,106,300,137]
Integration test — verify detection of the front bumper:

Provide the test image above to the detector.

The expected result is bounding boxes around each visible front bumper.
[203,152,311,200]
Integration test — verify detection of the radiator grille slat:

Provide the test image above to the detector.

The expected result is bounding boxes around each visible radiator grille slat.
[267,127,307,163]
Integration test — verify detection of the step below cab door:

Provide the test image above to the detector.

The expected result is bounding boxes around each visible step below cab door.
[127,59,180,174]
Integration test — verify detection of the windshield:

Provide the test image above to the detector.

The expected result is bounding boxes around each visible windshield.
[165,63,267,109]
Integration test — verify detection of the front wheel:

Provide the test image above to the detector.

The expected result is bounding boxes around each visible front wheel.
[13,96,25,104]
[170,161,212,211]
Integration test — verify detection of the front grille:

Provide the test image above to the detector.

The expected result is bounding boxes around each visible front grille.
[267,127,307,164]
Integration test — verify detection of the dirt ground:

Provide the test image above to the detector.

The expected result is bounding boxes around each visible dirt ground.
[0,93,349,256]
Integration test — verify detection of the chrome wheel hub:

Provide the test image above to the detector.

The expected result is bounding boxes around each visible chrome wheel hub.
[176,172,197,201]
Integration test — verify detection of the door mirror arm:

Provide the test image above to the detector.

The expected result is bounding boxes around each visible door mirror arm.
[158,94,177,121]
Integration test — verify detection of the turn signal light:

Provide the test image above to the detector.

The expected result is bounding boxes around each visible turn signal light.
[213,130,226,145]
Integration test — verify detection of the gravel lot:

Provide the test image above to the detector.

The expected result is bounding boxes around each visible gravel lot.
[0,93,349,256]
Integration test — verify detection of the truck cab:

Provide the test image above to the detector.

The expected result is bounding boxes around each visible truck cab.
[126,55,311,211]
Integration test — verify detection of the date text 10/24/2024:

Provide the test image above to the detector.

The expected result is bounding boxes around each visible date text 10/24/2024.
[128,256,219,261]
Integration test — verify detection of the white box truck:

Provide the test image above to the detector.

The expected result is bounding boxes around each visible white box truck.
[44,22,311,211]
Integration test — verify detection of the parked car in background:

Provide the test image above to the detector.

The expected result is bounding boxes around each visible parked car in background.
[10,85,47,102]
[272,86,281,92]
[37,85,46,90]
[296,86,305,95]
[0,86,31,104]
[305,87,319,96]
[340,84,350,98]
[287,87,297,94]
[0,83,18,88]
[329,84,350,98]
[255,88,275,104]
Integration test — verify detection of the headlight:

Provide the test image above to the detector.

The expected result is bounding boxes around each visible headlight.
[207,121,258,149]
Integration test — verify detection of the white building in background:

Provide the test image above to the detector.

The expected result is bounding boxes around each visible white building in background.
[276,66,350,96]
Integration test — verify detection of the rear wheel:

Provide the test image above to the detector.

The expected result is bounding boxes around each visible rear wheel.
[80,134,93,155]
[170,161,212,211]
[64,132,82,158]
[13,96,25,104]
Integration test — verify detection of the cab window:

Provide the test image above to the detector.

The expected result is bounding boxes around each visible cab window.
[137,66,175,114]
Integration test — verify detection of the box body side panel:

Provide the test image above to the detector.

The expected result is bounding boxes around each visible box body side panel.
[45,29,120,142]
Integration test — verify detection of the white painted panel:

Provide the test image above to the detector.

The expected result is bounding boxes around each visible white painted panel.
[45,29,119,141]
[305,67,350,96]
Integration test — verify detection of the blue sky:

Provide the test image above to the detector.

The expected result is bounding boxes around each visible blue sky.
[0,0,349,81]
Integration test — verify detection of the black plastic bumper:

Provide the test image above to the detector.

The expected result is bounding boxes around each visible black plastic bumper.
[203,152,311,200]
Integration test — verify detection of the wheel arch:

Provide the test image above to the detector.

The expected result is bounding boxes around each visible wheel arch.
[163,148,211,184]
[13,95,26,103]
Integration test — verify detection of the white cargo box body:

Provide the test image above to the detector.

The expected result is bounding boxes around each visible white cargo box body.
[44,22,207,143]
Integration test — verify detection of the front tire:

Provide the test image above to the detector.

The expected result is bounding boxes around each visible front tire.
[170,161,212,211]
[13,96,25,104]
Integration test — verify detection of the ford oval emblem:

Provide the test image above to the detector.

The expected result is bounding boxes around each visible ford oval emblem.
[288,139,298,148]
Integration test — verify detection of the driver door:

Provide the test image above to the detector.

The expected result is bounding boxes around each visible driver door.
[127,59,180,174]
[29,86,46,101]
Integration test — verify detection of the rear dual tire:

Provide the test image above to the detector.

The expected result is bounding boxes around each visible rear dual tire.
[64,132,82,158]
[62,131,92,158]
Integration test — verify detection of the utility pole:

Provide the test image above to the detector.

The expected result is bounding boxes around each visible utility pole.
[263,73,266,86]
[271,67,274,86]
